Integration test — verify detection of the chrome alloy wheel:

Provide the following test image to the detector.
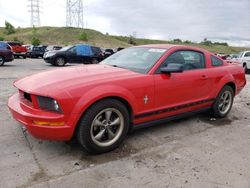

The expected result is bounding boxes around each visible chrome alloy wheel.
[90,108,124,147]
[218,90,233,114]
[56,57,65,66]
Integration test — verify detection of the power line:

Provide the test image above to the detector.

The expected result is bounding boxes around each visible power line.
[28,0,42,27]
[66,0,84,28]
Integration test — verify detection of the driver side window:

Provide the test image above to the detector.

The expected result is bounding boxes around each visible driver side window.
[161,50,205,71]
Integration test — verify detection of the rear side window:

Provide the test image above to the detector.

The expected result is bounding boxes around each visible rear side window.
[161,50,205,71]
[211,55,223,66]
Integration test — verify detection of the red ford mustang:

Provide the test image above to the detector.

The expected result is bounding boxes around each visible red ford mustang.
[8,44,246,153]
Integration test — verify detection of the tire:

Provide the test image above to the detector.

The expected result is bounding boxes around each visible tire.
[91,58,99,64]
[77,99,130,154]
[0,56,4,66]
[23,55,27,59]
[55,57,66,66]
[243,63,249,74]
[211,85,234,118]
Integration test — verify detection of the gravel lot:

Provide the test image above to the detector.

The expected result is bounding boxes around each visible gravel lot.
[1,58,250,188]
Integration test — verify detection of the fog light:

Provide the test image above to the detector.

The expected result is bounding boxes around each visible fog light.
[33,121,64,126]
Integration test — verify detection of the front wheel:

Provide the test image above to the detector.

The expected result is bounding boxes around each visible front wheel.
[0,56,4,66]
[91,58,99,64]
[55,57,66,66]
[77,99,130,154]
[243,64,249,74]
[211,85,234,118]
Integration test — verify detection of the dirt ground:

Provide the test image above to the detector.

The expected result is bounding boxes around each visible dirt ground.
[0,59,250,188]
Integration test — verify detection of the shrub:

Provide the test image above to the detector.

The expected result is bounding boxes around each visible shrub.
[128,35,136,45]
[31,37,41,46]
[4,21,16,35]
[79,32,88,41]
[0,36,4,41]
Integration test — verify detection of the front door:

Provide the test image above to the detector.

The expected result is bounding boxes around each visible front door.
[153,50,213,119]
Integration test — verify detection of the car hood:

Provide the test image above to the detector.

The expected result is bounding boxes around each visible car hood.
[14,64,141,96]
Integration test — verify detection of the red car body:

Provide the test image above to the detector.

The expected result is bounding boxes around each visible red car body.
[8,45,246,141]
[6,41,28,58]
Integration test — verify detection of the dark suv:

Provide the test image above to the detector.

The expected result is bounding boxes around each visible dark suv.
[43,44,104,66]
[27,46,46,58]
[0,42,14,66]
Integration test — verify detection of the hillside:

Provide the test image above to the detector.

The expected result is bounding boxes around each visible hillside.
[0,26,249,54]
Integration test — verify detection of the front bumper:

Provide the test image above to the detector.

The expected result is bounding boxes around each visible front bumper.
[43,56,55,64]
[8,93,74,140]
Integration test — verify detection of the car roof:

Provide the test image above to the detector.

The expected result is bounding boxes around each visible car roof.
[134,44,210,53]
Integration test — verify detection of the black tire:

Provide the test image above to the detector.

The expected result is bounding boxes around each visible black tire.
[211,85,234,118]
[55,57,66,66]
[0,56,5,66]
[91,58,99,64]
[77,99,130,154]
[243,63,249,74]
[23,55,27,59]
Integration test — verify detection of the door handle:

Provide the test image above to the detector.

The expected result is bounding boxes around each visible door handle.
[201,75,208,79]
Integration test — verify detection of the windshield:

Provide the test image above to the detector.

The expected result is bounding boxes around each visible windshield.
[60,45,73,51]
[101,47,167,73]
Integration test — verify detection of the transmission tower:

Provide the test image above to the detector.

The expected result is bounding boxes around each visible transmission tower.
[66,0,84,28]
[28,0,41,27]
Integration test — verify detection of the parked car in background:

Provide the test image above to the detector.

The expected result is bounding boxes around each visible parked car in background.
[234,51,250,73]
[117,47,124,52]
[216,53,227,60]
[45,45,62,52]
[43,44,104,66]
[27,46,46,58]
[0,42,14,66]
[104,48,114,58]
[6,41,27,59]
[226,53,239,60]
[8,44,246,153]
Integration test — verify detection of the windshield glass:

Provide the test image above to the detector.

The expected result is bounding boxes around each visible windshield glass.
[101,47,167,73]
[60,45,73,51]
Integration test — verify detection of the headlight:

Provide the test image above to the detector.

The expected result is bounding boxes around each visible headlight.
[37,96,62,113]
[45,52,56,57]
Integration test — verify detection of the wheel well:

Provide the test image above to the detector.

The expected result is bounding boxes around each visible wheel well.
[243,62,246,66]
[73,96,134,139]
[225,82,236,95]
[92,96,133,121]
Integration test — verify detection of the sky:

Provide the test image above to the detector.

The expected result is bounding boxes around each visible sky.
[0,0,249,47]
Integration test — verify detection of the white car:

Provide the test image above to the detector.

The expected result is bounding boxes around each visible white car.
[234,51,250,73]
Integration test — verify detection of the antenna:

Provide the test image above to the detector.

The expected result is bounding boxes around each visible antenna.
[66,0,84,28]
[28,0,41,27]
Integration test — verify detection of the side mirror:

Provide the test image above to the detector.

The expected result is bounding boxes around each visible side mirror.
[6,46,11,50]
[160,64,183,73]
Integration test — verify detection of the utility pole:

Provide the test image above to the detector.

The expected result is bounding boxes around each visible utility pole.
[28,0,41,27]
[66,0,84,28]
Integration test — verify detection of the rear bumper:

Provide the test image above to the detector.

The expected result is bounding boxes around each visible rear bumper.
[8,93,74,141]
[13,52,27,56]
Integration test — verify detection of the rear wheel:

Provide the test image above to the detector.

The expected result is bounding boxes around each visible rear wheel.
[0,56,4,66]
[91,58,99,64]
[211,85,234,118]
[77,99,130,154]
[55,57,66,66]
